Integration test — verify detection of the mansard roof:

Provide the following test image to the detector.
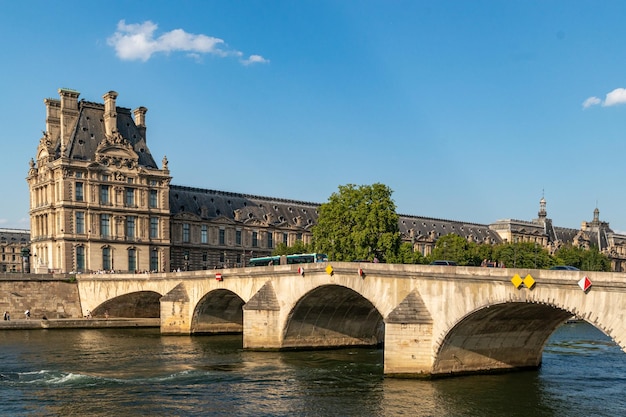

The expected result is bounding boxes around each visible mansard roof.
[169,185,510,242]
[398,214,502,244]
[552,226,579,245]
[0,229,30,245]
[169,185,320,229]
[66,101,157,168]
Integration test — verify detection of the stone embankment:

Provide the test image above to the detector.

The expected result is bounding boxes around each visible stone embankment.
[0,273,82,320]
[0,317,160,330]
[1,273,161,330]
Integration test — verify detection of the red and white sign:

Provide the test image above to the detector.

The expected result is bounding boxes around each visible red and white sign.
[578,276,592,292]
[215,272,223,281]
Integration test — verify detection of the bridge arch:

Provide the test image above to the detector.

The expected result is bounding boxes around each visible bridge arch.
[282,284,384,349]
[432,301,577,375]
[92,290,161,318]
[191,289,245,334]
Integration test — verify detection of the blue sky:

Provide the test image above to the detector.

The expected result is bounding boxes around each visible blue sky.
[1,1,626,232]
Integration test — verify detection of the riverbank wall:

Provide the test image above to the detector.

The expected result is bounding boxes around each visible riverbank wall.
[0,317,160,330]
[0,273,82,320]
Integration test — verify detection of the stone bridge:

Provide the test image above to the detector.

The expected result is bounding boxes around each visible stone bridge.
[76,263,626,377]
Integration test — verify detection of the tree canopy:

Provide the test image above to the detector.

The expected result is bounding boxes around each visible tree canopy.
[424,233,610,271]
[554,244,611,271]
[272,241,313,256]
[305,182,613,271]
[312,183,400,262]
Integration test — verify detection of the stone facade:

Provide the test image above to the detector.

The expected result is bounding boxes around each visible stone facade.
[0,229,30,273]
[27,89,171,273]
[25,89,626,272]
[169,186,318,271]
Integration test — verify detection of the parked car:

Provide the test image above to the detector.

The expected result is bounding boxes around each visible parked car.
[430,260,458,266]
[550,265,580,271]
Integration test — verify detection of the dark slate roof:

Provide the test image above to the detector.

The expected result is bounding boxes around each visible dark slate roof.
[170,185,320,229]
[169,185,508,242]
[398,214,502,244]
[552,226,579,245]
[65,100,157,168]
[0,229,30,245]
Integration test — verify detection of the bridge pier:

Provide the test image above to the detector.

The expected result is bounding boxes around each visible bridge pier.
[384,323,434,377]
[242,309,283,349]
[383,290,435,377]
[242,281,283,349]
[160,283,193,334]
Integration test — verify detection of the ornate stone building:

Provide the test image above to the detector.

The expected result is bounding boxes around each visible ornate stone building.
[0,229,30,273]
[27,89,171,273]
[168,186,318,271]
[25,88,626,273]
[27,89,317,273]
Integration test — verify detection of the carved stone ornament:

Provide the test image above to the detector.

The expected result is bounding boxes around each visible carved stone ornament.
[39,131,53,149]
[28,158,38,176]
[95,132,139,171]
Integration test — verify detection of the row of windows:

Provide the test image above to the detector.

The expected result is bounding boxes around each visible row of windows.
[75,182,159,208]
[74,212,160,239]
[181,223,302,248]
[75,246,159,272]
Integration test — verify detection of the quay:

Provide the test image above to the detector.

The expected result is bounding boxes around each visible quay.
[0,317,160,330]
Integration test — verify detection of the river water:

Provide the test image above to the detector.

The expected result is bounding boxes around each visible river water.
[0,321,624,417]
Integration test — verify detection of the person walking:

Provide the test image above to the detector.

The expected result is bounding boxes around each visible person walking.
[24,309,30,320]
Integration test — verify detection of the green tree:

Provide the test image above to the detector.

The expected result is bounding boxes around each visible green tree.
[553,244,585,269]
[312,183,400,262]
[392,242,426,264]
[428,234,473,265]
[470,243,494,266]
[580,247,611,271]
[272,240,313,256]
[553,244,610,271]
[492,241,554,269]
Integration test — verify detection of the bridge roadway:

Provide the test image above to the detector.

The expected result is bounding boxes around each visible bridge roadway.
[76,263,626,377]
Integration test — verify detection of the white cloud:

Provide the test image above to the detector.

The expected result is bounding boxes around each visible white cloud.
[241,54,270,66]
[582,87,626,109]
[603,88,626,107]
[582,96,601,109]
[107,20,268,65]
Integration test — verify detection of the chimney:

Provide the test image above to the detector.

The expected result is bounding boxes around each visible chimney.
[58,88,80,153]
[102,91,118,137]
[133,106,148,139]
[44,97,61,142]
